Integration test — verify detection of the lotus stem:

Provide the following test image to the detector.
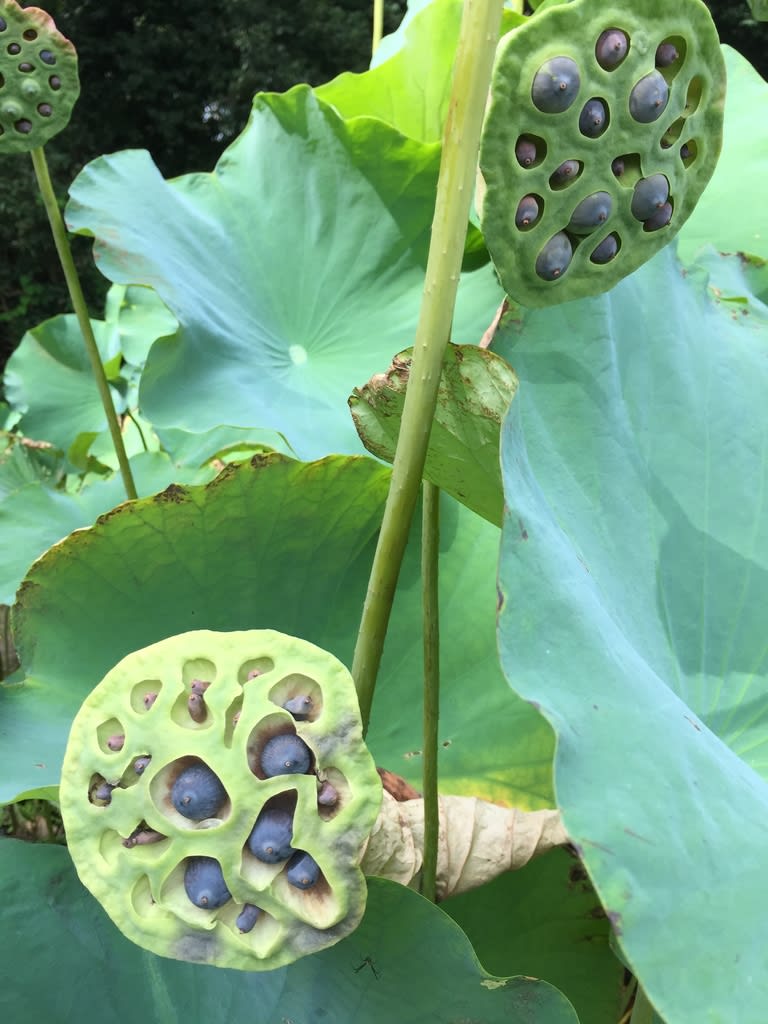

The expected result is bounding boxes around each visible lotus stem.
[421,480,441,902]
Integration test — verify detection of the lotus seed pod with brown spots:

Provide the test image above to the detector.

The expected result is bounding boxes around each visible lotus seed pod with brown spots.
[60,629,382,971]
[477,0,725,306]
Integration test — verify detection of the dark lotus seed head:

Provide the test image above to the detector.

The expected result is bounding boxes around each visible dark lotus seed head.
[7,42,20,54]
[549,160,580,187]
[18,62,34,73]
[531,56,580,114]
[680,142,691,160]
[535,232,573,281]
[133,755,151,775]
[39,49,56,65]
[184,857,231,909]
[14,119,32,134]
[655,42,679,68]
[188,691,207,723]
[49,75,61,89]
[236,904,262,933]
[317,780,339,807]
[611,157,625,177]
[595,28,628,70]
[629,71,669,123]
[190,678,210,695]
[630,174,670,220]
[282,695,314,720]
[259,733,312,777]
[515,136,537,168]
[171,762,227,820]
[579,98,608,139]
[37,103,53,117]
[590,234,619,264]
[567,191,613,234]
[0,18,6,31]
[285,850,321,890]
[515,194,540,230]
[644,201,673,231]
[143,691,158,710]
[92,781,115,804]
[247,806,295,863]
[107,733,125,751]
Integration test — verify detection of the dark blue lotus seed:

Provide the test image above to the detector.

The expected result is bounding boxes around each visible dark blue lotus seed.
[630,174,669,220]
[515,136,537,168]
[236,904,262,933]
[595,28,628,70]
[133,755,151,775]
[590,234,619,264]
[611,157,625,178]
[655,42,678,68]
[535,233,573,281]
[317,780,339,807]
[531,57,580,114]
[184,857,231,909]
[171,763,227,820]
[643,202,673,231]
[282,695,314,720]
[259,733,312,777]
[515,195,540,230]
[680,142,691,160]
[629,71,669,123]
[39,49,56,65]
[0,18,6,31]
[14,119,32,134]
[579,98,608,138]
[568,192,613,234]
[286,850,321,890]
[7,42,20,54]
[549,160,580,187]
[37,103,53,117]
[247,806,295,863]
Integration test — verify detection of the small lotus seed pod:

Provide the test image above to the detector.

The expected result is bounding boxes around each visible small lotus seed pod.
[515,136,537,168]
[189,679,211,695]
[655,42,679,67]
[590,233,620,264]
[286,850,321,890]
[171,762,227,820]
[549,160,580,187]
[595,27,629,70]
[531,56,580,114]
[133,755,152,775]
[567,192,613,234]
[631,174,669,220]
[247,807,295,863]
[187,691,207,723]
[629,71,669,123]
[259,733,312,777]
[282,695,314,721]
[317,780,339,808]
[184,856,232,909]
[515,195,540,230]
[578,98,607,139]
[236,904,262,933]
[535,233,573,281]
[143,691,158,710]
[643,201,673,231]
[106,733,125,751]
[611,157,625,178]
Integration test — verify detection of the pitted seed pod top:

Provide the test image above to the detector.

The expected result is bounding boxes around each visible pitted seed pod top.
[477,0,726,307]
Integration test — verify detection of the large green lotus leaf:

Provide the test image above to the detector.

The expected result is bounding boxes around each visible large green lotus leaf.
[3,314,123,452]
[65,87,492,460]
[677,47,768,263]
[6,455,553,808]
[350,343,517,527]
[494,245,768,1023]
[444,847,625,1024]
[0,842,577,1024]
[103,283,179,369]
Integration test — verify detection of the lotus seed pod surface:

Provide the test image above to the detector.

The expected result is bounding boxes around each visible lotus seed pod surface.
[60,629,382,971]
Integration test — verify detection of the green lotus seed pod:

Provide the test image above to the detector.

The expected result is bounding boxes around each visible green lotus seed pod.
[247,806,295,863]
[0,0,79,152]
[567,191,613,234]
[286,850,321,891]
[531,56,580,114]
[477,0,725,307]
[630,174,669,220]
[259,733,312,777]
[60,629,382,971]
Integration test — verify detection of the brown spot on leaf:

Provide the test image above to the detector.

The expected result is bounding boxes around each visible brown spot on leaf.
[155,483,187,504]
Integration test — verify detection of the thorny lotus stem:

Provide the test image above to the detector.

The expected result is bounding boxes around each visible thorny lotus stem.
[372,0,384,54]
[352,0,505,734]
[29,146,138,501]
[421,480,441,902]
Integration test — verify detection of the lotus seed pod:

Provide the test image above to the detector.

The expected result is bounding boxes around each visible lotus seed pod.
[535,232,572,281]
[567,191,613,235]
[476,0,725,306]
[281,695,313,720]
[515,136,538,168]
[0,0,79,152]
[107,734,125,751]
[643,201,673,231]
[133,755,152,775]
[286,850,321,890]
[184,857,232,909]
[60,629,382,971]
[631,174,670,220]
[531,56,580,114]
[515,194,540,230]
[578,98,607,139]
[247,806,295,863]
[236,904,262,934]
[259,733,312,777]
[171,762,227,820]
[187,691,207,723]
[595,28,628,70]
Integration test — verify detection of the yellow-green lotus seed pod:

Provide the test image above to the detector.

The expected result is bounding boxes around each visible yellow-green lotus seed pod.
[477,0,725,307]
[0,1,79,152]
[60,629,382,971]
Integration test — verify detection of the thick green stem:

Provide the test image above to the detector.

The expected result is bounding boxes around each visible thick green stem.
[352,0,504,734]
[30,146,138,501]
[420,480,441,901]
[372,0,384,55]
